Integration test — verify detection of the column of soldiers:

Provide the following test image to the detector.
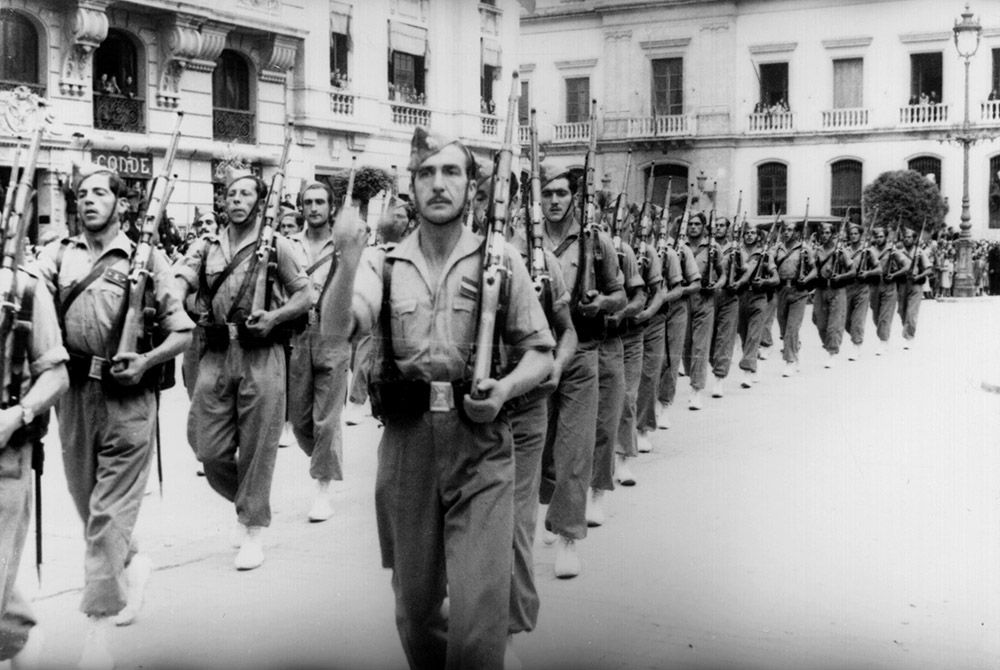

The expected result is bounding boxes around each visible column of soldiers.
[0,95,937,670]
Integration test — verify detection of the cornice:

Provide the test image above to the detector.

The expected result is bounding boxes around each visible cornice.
[748,42,797,56]
[822,37,873,50]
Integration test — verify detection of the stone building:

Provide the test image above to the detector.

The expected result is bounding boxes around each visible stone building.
[0,0,519,237]
[519,0,1000,235]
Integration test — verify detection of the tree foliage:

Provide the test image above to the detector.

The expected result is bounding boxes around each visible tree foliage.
[324,166,393,204]
[862,169,947,233]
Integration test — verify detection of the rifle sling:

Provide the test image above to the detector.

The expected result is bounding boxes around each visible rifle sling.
[57,251,129,332]
[199,244,257,314]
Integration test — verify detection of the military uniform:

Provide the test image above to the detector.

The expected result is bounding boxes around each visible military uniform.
[540,216,621,540]
[683,236,724,399]
[288,230,350,485]
[710,239,741,384]
[636,243,678,434]
[176,226,308,529]
[897,243,929,343]
[845,242,879,350]
[737,242,777,378]
[812,242,853,357]
[773,239,812,367]
[0,272,67,659]
[353,227,555,670]
[36,233,192,616]
[869,241,910,346]
[620,241,661,453]
[658,242,699,405]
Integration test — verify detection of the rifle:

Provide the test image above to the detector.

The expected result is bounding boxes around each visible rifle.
[611,149,632,253]
[727,211,747,287]
[748,208,781,285]
[795,199,812,285]
[655,177,673,266]
[526,108,552,312]
[240,123,294,326]
[114,112,184,363]
[471,73,519,394]
[910,217,927,280]
[635,161,656,271]
[576,99,600,304]
[673,185,693,250]
[0,121,46,578]
[0,146,21,228]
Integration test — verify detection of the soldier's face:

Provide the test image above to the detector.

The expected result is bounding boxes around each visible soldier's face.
[279,217,299,236]
[848,227,861,244]
[873,229,886,245]
[903,229,915,246]
[782,222,796,240]
[199,218,218,236]
[688,219,704,238]
[541,178,573,224]
[412,145,472,226]
[76,174,124,233]
[302,187,331,228]
[713,220,728,239]
[744,229,758,245]
[226,178,260,226]
[819,224,834,243]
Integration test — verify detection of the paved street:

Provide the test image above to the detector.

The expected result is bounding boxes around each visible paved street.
[14,297,1000,670]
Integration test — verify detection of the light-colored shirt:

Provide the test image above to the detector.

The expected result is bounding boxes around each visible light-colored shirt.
[352,226,555,382]
[290,229,338,305]
[542,212,624,300]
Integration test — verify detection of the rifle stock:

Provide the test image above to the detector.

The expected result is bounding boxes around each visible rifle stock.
[526,108,551,308]
[248,122,295,316]
[577,99,600,302]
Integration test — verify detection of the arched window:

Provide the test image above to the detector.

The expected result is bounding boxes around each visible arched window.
[92,30,144,132]
[907,156,942,190]
[757,162,787,215]
[831,159,862,220]
[0,11,40,91]
[213,50,255,143]
[646,163,688,222]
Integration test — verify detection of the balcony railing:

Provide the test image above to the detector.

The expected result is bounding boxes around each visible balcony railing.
[391,102,431,127]
[899,103,948,125]
[93,93,145,133]
[981,100,1000,122]
[0,80,45,97]
[518,126,530,145]
[627,114,692,138]
[330,91,355,116]
[213,107,256,144]
[553,121,590,143]
[748,111,794,133]
[821,108,869,130]
[481,114,498,136]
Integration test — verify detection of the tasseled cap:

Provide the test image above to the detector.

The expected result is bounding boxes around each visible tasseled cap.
[221,165,264,194]
[407,126,474,173]
[71,160,116,191]
[538,160,572,188]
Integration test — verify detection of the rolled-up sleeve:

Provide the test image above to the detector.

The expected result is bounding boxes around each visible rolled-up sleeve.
[150,249,195,333]
[275,236,309,295]
[597,234,624,293]
[175,238,207,290]
[27,278,68,378]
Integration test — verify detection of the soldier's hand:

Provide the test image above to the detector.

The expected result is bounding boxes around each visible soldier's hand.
[462,378,508,423]
[0,406,20,449]
[110,352,149,386]
[577,291,601,317]
[332,206,368,260]
[537,359,564,394]
[246,310,277,337]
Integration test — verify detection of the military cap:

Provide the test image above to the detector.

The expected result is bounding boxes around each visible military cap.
[407,126,475,173]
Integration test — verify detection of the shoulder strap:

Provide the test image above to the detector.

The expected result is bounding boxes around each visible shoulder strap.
[316,254,339,306]
[58,251,128,326]
[199,244,257,309]
[552,233,577,258]
[306,251,337,275]
[378,256,401,380]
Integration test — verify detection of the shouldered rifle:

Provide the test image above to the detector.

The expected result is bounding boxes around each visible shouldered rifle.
[749,210,781,285]
[248,122,294,317]
[526,108,552,311]
[576,99,600,303]
[655,177,673,266]
[114,112,184,361]
[471,73,519,395]
[728,211,747,286]
[911,217,927,280]
[673,186,693,250]
[611,149,632,253]
[635,161,656,271]
[1,146,22,228]
[796,199,811,284]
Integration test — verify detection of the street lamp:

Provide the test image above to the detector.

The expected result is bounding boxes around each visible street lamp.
[952,2,982,297]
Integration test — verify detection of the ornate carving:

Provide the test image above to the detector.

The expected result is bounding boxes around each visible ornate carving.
[60,1,110,97]
[236,0,278,11]
[190,22,230,73]
[156,16,203,108]
[259,34,298,84]
[0,85,50,135]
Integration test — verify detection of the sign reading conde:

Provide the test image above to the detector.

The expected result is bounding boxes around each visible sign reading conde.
[91,150,153,179]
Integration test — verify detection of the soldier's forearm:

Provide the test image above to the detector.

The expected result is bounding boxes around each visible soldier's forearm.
[144,330,192,368]
[271,284,314,324]
[501,348,554,400]
[21,364,69,418]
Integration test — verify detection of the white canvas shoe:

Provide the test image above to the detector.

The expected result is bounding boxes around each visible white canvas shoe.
[636,430,652,453]
[308,481,334,522]
[688,389,704,410]
[782,361,795,377]
[234,527,264,571]
[586,489,605,527]
[554,537,580,579]
[112,554,152,626]
[616,455,636,486]
[710,376,724,398]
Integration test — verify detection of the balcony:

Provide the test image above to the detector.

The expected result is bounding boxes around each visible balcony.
[981,100,1000,123]
[748,111,794,133]
[553,121,590,143]
[821,108,869,130]
[899,103,948,126]
[213,107,256,144]
[480,114,498,136]
[330,91,355,116]
[518,126,530,145]
[93,93,145,133]
[0,80,45,97]
[391,102,431,127]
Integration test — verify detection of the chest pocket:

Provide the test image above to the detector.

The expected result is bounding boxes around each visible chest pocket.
[389,297,420,357]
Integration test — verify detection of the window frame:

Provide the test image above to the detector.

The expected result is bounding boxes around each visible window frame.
[651,57,683,116]
[213,49,252,111]
[759,62,789,108]
[757,161,788,216]
[0,10,40,87]
[330,31,349,87]
[909,52,943,103]
[565,76,590,124]
[830,159,863,220]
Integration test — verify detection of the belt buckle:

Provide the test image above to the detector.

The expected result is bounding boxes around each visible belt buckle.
[87,356,105,381]
[429,381,455,412]
[227,323,239,340]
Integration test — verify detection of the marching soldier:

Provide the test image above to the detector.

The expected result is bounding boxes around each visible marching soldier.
[734,222,778,387]
[177,168,313,571]
[537,161,624,578]
[288,181,351,521]
[0,218,69,667]
[897,225,932,349]
[868,225,911,355]
[773,219,815,377]
[811,222,854,368]
[844,223,880,360]
[36,165,193,666]
[636,206,681,450]
[657,217,700,426]
[683,212,725,408]
[321,128,555,670]
[709,217,740,397]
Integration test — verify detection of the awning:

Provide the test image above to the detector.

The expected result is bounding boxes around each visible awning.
[330,10,350,35]
[482,38,502,67]
[389,21,427,56]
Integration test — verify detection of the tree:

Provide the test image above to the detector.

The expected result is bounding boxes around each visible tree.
[862,169,947,233]
[322,165,393,219]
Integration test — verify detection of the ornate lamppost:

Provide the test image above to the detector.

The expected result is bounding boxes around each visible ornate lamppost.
[951,3,982,297]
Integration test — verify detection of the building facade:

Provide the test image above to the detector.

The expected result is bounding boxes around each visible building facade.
[519,0,1000,235]
[0,0,519,237]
